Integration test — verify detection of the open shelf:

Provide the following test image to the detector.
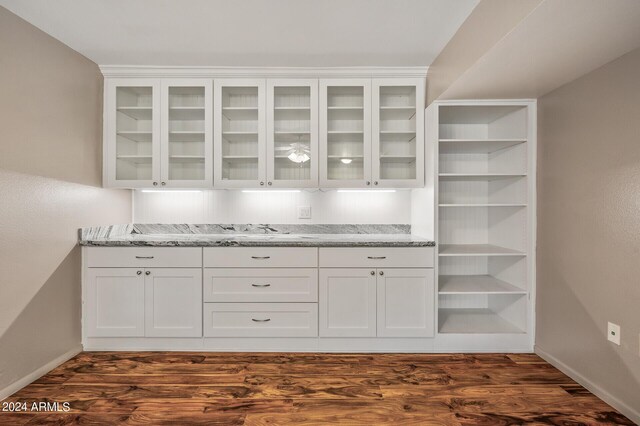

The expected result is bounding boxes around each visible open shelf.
[439,308,525,334]
[439,173,527,180]
[439,203,526,208]
[439,275,526,295]
[439,139,526,154]
[439,244,525,257]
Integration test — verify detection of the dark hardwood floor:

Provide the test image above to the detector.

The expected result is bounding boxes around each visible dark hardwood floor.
[0,352,633,425]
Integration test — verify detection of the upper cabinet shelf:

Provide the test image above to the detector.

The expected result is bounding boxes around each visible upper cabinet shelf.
[104,75,425,189]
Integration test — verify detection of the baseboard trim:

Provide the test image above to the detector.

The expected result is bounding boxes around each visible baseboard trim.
[535,346,640,425]
[0,345,82,401]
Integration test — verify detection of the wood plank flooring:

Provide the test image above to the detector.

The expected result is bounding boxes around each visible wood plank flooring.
[0,352,633,425]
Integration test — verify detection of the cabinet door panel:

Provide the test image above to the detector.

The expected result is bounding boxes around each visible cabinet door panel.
[214,79,266,188]
[144,268,202,337]
[377,268,434,337]
[266,79,318,187]
[86,268,145,337]
[105,78,161,188]
[319,268,376,337]
[372,78,425,188]
[319,79,372,188]
[161,79,213,188]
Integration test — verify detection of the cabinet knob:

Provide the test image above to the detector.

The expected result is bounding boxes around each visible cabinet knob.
[374,181,379,186]
[370,271,375,275]
[366,181,371,186]
[145,271,151,276]
[379,271,384,276]
[268,181,272,186]
[161,182,166,186]
[153,182,158,186]
[260,181,264,186]
[136,271,142,275]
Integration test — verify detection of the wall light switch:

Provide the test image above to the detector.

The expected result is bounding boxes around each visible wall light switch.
[607,322,621,345]
[298,206,311,219]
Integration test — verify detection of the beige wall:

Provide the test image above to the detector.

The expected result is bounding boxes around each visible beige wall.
[426,0,542,104]
[537,47,640,420]
[0,7,131,395]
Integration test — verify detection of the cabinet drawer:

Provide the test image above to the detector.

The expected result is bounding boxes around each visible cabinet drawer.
[203,247,317,268]
[204,268,317,302]
[86,247,202,268]
[319,247,434,268]
[203,303,318,337]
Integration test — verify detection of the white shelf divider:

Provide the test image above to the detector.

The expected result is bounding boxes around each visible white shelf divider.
[439,275,527,295]
[438,309,525,334]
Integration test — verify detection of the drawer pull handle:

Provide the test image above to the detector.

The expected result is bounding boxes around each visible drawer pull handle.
[252,318,271,322]
[251,256,271,260]
[251,284,271,287]
[135,256,155,259]
[367,256,386,259]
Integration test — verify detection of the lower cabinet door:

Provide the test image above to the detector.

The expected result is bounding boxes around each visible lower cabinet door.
[377,268,434,337]
[204,303,318,337]
[319,268,377,337]
[86,268,145,337]
[144,268,202,337]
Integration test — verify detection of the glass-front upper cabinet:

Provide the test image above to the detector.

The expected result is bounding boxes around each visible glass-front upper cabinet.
[214,79,266,188]
[161,80,213,188]
[319,79,372,188]
[266,80,318,188]
[105,79,161,188]
[372,78,425,188]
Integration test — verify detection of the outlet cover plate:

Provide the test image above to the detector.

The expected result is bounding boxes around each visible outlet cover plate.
[607,322,621,345]
[298,206,311,219]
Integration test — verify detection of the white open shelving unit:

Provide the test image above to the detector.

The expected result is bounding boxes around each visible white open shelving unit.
[429,100,536,349]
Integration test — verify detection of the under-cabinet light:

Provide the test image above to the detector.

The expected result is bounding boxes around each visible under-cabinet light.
[340,158,353,164]
[336,189,396,193]
[241,190,301,193]
[139,190,202,193]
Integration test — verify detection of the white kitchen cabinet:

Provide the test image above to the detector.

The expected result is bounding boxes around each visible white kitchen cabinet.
[105,79,161,188]
[319,79,372,187]
[266,79,319,187]
[214,79,267,188]
[319,268,377,337]
[144,268,203,337]
[105,78,213,188]
[161,79,213,188]
[377,268,434,337]
[86,268,145,337]
[372,78,425,188]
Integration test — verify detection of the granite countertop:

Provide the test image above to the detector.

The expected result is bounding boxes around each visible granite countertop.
[79,224,436,248]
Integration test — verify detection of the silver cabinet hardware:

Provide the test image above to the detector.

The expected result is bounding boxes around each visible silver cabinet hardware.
[367,256,386,259]
[366,181,371,185]
[153,182,158,186]
[252,318,271,322]
[145,271,151,276]
[251,256,271,259]
[136,271,142,275]
[161,182,166,186]
[370,271,375,275]
[251,284,271,287]
[260,181,264,186]
[379,271,384,276]
[268,181,272,186]
[374,181,378,185]
[135,256,154,259]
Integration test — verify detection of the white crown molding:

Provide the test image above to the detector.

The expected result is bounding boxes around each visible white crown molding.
[99,65,429,79]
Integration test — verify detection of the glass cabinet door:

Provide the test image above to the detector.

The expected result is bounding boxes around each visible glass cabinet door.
[107,79,161,187]
[161,80,212,188]
[266,80,318,187]
[319,79,372,188]
[214,80,266,188]
[372,79,425,188]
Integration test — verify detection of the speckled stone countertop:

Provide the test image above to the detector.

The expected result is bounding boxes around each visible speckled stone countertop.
[79,224,436,248]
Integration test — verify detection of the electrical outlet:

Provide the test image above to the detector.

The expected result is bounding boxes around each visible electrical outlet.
[607,322,621,345]
[297,206,311,219]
